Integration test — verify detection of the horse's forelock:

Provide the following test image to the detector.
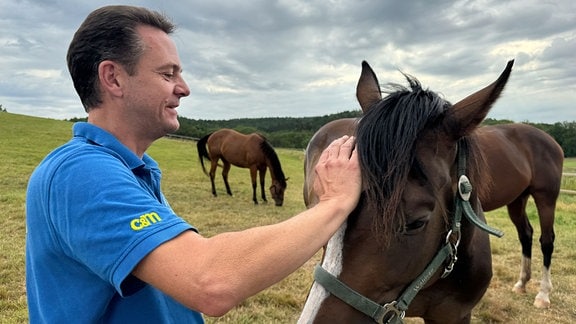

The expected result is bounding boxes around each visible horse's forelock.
[356,76,449,244]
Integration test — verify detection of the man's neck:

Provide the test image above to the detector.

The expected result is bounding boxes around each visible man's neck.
[87,111,153,158]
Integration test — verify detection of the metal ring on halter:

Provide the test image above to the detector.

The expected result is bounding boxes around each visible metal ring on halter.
[445,228,461,250]
[442,229,460,278]
[375,301,406,324]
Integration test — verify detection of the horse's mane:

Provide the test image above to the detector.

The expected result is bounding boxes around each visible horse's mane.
[259,136,287,185]
[356,75,452,242]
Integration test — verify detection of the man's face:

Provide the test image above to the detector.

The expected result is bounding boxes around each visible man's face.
[123,25,190,138]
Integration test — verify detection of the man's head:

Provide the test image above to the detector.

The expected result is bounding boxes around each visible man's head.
[67,5,175,112]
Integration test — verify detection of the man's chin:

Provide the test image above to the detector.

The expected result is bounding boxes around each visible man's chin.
[164,114,180,133]
[167,122,180,133]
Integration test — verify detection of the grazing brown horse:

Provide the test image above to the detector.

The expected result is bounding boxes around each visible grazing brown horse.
[197,128,287,206]
[476,123,563,308]
[298,60,513,323]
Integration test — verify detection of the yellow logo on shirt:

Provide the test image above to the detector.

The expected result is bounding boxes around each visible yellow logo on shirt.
[130,212,162,231]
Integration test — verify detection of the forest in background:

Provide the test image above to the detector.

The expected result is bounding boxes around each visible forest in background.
[67,110,576,156]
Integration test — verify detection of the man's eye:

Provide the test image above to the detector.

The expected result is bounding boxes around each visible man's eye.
[157,72,174,80]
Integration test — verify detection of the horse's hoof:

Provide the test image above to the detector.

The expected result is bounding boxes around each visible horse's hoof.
[534,293,550,308]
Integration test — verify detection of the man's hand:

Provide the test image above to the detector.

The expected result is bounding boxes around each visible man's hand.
[313,135,361,211]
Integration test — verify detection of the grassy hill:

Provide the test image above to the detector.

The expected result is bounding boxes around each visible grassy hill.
[1,112,575,323]
[0,113,71,321]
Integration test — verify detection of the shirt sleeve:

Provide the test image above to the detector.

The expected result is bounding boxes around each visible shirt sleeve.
[47,147,194,297]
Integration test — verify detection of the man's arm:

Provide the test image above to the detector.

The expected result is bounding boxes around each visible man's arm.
[133,136,360,316]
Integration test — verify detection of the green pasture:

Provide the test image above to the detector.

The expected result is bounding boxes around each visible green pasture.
[1,112,575,323]
[563,158,576,173]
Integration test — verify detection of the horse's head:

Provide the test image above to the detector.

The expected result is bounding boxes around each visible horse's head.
[270,178,288,206]
[299,60,513,323]
[258,138,288,206]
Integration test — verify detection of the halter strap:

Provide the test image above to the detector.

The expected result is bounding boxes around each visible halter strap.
[313,139,503,323]
[315,242,453,324]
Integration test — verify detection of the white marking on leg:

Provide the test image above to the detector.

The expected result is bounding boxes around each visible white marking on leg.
[298,223,346,323]
[534,265,552,308]
[512,256,531,293]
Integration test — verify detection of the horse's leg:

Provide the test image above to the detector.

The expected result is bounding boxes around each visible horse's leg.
[250,167,258,204]
[506,195,534,295]
[209,159,219,197]
[531,191,556,308]
[259,167,267,203]
[222,161,233,196]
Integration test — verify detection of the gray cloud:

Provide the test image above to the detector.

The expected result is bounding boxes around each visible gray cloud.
[1,0,574,123]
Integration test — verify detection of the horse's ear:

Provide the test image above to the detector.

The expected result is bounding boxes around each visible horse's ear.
[445,60,514,138]
[356,61,382,113]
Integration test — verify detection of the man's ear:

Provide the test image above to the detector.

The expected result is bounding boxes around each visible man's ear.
[98,60,124,98]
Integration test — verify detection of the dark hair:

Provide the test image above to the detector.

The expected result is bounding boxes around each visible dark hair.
[66,5,175,111]
[356,75,449,244]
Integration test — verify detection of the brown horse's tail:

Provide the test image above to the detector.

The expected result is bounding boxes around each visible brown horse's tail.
[196,133,212,176]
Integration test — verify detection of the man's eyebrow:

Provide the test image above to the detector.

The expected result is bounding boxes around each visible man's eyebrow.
[157,63,182,72]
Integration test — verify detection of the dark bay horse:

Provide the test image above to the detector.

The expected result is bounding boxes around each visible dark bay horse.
[298,60,514,323]
[476,123,563,308]
[197,129,287,206]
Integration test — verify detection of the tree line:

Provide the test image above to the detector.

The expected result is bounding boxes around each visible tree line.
[173,111,362,150]
[68,111,576,156]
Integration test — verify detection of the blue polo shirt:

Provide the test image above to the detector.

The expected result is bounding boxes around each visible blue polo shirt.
[26,122,204,323]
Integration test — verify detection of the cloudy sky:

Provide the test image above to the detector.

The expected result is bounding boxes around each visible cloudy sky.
[1,0,574,123]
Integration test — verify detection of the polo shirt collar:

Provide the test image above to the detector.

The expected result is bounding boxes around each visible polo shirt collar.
[72,122,157,171]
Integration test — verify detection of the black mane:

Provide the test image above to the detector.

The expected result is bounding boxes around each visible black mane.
[259,137,287,185]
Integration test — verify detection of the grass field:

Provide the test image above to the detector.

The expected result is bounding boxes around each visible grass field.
[1,112,575,323]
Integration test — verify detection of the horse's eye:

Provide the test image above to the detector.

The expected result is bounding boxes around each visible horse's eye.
[404,218,428,234]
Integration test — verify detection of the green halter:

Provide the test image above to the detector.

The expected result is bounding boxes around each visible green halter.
[313,140,504,324]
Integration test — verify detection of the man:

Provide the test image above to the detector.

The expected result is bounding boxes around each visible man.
[25,5,361,323]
